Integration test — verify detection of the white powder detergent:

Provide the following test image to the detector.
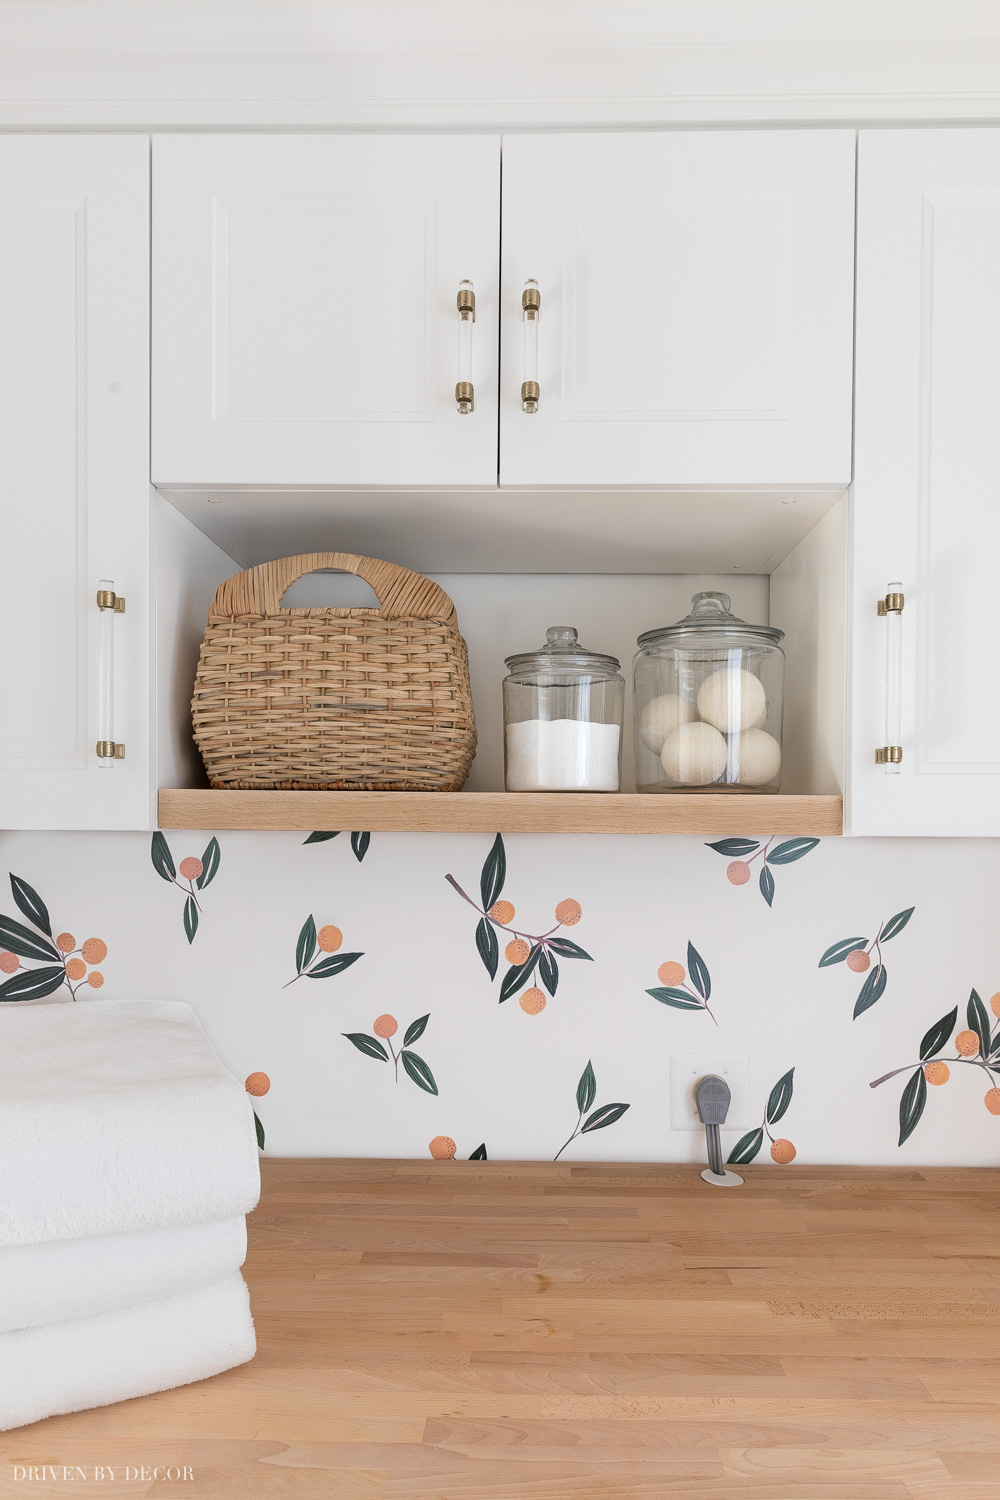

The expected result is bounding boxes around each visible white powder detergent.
[505,719,621,792]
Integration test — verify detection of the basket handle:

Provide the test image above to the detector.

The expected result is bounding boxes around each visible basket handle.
[207,552,457,622]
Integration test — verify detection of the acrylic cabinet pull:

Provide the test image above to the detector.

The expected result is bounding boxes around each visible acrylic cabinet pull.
[521,279,540,413]
[875,583,904,772]
[95,579,125,763]
[455,280,475,414]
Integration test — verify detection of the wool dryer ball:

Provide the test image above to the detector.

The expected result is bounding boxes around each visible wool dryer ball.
[638,692,697,753]
[696,667,767,733]
[731,727,782,786]
[660,721,728,785]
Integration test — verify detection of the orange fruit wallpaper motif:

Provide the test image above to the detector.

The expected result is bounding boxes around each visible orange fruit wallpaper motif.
[150,832,221,943]
[343,1013,438,1095]
[870,990,1000,1144]
[446,834,593,1013]
[244,1074,270,1150]
[285,915,363,987]
[819,906,915,1019]
[0,874,108,1002]
[303,830,371,862]
[706,836,819,906]
[427,1139,488,1161]
[645,944,718,1025]
[428,1135,457,1159]
[554,1061,630,1161]
[727,1069,797,1167]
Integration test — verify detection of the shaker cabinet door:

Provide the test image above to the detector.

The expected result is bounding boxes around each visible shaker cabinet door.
[850,130,1000,836]
[152,135,500,488]
[0,137,151,831]
[499,131,855,488]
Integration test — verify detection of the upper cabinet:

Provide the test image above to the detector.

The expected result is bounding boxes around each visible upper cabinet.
[850,129,1000,836]
[151,135,500,489]
[152,130,855,494]
[0,136,151,831]
[499,131,856,488]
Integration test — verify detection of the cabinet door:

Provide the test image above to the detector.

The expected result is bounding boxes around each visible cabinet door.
[851,130,1000,836]
[152,136,500,488]
[0,137,150,831]
[500,131,855,488]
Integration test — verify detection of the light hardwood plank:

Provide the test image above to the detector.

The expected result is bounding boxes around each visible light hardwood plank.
[157,788,843,835]
[2,1157,998,1500]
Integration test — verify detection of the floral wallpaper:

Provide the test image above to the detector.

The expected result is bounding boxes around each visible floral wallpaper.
[1,827,1000,1168]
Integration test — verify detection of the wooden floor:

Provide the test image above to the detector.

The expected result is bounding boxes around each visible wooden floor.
[3,1159,1000,1499]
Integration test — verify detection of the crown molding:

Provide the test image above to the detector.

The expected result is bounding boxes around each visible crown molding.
[2,1,1000,127]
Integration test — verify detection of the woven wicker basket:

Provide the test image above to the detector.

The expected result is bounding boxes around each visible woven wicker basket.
[191,552,477,791]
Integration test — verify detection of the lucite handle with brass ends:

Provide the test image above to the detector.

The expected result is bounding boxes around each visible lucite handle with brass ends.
[455,280,475,414]
[96,579,125,763]
[875,582,904,772]
[521,279,540,412]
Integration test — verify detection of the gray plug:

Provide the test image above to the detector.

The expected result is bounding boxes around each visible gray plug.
[694,1073,735,1182]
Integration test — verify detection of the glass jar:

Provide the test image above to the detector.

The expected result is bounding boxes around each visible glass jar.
[633,592,785,794]
[503,627,624,792]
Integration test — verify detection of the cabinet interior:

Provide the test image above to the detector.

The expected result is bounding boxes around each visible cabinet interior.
[159,485,845,577]
[155,489,848,810]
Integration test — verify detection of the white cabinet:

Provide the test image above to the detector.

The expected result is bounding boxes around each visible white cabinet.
[850,129,1000,836]
[499,132,856,488]
[152,130,854,496]
[0,137,151,831]
[152,135,500,489]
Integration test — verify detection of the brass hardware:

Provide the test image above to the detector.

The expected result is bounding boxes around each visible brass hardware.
[456,286,476,322]
[455,380,474,415]
[456,281,475,411]
[96,589,125,613]
[877,580,904,771]
[521,280,540,411]
[96,741,125,760]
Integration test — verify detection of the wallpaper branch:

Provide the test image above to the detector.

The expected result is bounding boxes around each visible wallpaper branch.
[1,828,999,1167]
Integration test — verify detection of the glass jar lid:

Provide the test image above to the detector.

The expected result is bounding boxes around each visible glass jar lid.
[505,626,622,681]
[636,591,784,650]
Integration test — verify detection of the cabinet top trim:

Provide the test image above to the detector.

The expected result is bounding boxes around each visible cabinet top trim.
[3,2,1000,128]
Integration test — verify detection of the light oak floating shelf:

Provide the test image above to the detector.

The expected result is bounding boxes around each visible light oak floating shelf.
[157,791,843,836]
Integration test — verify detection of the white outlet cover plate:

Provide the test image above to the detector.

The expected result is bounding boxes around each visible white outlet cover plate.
[670,1054,752,1132]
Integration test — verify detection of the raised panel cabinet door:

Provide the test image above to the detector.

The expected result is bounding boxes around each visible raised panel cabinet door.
[851,130,1000,836]
[0,137,151,831]
[500,131,855,488]
[152,136,500,488]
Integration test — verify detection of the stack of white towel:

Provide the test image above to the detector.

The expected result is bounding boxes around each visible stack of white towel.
[0,999,261,1432]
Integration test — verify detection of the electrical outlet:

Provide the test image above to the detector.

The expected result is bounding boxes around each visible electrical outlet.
[669,1053,751,1131]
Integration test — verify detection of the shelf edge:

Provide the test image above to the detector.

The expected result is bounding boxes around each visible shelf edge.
[157,790,843,836]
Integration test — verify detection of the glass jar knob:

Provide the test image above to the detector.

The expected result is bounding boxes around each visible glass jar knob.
[689,592,732,618]
[546,626,579,647]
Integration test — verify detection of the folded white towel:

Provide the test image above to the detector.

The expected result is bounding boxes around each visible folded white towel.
[0,1216,248,1333]
[0,999,260,1246]
[0,1273,255,1432]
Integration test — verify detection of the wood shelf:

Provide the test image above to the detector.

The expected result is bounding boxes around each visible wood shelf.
[157,790,843,836]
